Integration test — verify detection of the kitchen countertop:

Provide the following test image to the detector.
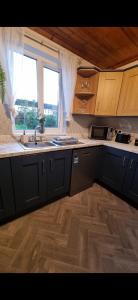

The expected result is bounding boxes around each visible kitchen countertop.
[0,138,138,159]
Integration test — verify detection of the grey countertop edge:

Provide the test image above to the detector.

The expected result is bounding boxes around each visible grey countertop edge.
[0,139,138,159]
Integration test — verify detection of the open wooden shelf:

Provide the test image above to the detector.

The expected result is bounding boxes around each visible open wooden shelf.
[75,92,95,99]
[73,68,100,114]
[77,68,99,77]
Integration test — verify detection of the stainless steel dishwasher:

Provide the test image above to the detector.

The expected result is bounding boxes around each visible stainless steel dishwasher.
[70,147,99,196]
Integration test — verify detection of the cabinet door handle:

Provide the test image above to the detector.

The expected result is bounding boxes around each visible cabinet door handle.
[82,152,90,156]
[42,160,46,175]
[50,158,54,171]
[129,159,134,169]
[122,156,126,167]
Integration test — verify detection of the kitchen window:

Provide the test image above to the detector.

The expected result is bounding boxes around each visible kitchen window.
[13,44,63,134]
[14,53,38,131]
[43,67,59,128]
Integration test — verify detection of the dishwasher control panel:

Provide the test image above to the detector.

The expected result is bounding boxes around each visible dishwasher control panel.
[73,153,79,164]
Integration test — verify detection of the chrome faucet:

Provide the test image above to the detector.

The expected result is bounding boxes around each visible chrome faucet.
[34,126,40,144]
[34,128,37,144]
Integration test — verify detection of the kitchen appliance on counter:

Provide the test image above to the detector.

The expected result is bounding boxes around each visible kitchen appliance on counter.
[106,127,115,141]
[135,139,138,146]
[88,125,114,140]
[115,131,131,144]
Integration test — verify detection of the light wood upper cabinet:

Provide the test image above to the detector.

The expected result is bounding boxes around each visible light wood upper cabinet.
[117,67,138,116]
[95,72,123,116]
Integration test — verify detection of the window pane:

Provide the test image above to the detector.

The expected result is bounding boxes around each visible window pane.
[14,53,38,130]
[43,67,59,128]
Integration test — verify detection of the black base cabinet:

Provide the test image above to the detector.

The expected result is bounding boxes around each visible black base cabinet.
[99,146,130,194]
[11,154,46,213]
[46,150,72,201]
[123,153,138,204]
[0,158,15,221]
[99,146,138,206]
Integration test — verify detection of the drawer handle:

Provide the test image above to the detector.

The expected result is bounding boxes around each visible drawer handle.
[50,158,54,171]
[82,152,90,156]
[122,156,126,167]
[42,160,46,175]
[129,159,134,169]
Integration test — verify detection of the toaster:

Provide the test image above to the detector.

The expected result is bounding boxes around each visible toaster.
[115,132,131,144]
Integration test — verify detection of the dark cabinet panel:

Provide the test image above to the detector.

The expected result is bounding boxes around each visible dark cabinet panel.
[11,154,46,212]
[46,150,72,201]
[70,146,100,196]
[124,153,138,204]
[100,146,130,193]
[0,158,15,221]
[95,146,104,179]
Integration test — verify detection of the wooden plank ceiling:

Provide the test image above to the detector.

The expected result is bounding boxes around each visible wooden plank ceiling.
[29,27,138,69]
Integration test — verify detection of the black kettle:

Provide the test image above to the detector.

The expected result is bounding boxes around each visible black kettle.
[115,131,131,144]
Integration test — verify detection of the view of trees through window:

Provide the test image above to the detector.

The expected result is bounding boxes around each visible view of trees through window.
[14,53,59,130]
[43,67,59,128]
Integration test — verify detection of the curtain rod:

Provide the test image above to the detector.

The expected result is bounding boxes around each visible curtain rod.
[24,34,59,53]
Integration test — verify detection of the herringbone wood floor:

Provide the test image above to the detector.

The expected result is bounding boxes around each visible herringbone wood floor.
[0,183,138,273]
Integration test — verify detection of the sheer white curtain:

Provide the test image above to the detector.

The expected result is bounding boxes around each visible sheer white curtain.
[59,50,79,126]
[0,27,24,123]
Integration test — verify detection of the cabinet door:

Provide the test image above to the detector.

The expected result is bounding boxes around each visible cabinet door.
[47,150,72,201]
[95,72,123,116]
[11,154,45,213]
[0,159,15,221]
[70,147,99,196]
[100,146,130,193]
[124,153,138,204]
[117,67,138,116]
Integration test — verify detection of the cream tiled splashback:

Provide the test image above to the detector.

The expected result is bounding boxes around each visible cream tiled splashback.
[67,115,95,138]
[95,116,138,134]
[67,115,138,139]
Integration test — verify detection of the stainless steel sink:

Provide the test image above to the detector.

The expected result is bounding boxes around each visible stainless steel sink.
[20,140,84,150]
[20,141,59,149]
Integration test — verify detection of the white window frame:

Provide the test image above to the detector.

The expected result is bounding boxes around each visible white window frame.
[14,45,64,136]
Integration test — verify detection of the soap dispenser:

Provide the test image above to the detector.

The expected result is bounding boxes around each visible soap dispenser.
[20,130,28,144]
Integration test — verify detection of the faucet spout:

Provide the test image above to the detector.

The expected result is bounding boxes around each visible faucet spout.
[34,126,41,144]
[34,129,37,144]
